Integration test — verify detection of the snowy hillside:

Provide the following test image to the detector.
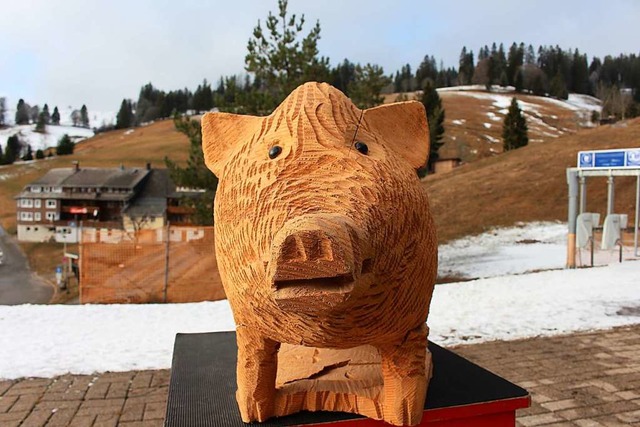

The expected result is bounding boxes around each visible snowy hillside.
[0,124,94,152]
[0,222,638,379]
[0,100,116,151]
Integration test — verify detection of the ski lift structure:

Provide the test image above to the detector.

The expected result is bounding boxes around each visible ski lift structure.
[567,148,640,268]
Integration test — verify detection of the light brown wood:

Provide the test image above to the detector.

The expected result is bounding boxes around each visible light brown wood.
[202,82,438,426]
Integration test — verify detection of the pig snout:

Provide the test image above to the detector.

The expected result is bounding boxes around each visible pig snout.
[268,215,372,309]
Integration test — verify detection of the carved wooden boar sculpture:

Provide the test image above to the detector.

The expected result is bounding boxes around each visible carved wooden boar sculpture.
[202,82,438,426]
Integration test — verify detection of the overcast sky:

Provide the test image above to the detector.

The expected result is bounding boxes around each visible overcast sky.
[1,0,639,113]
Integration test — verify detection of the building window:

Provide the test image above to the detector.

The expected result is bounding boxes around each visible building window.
[20,212,33,221]
[46,212,59,221]
[46,199,57,209]
[20,199,34,208]
[31,186,41,193]
[34,212,41,221]
[34,199,41,208]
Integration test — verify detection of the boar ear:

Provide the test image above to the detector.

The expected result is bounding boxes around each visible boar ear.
[363,101,430,170]
[201,112,263,177]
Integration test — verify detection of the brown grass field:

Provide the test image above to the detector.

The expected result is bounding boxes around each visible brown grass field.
[426,117,640,242]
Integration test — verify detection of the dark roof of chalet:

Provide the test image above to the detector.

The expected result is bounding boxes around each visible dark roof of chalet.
[29,166,149,189]
[123,169,170,217]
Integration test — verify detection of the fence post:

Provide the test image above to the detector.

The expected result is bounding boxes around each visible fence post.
[164,222,170,303]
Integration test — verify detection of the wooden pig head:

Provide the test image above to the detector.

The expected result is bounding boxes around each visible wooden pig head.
[202,82,438,426]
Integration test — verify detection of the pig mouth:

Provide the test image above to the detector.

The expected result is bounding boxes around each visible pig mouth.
[274,272,355,294]
[271,258,373,301]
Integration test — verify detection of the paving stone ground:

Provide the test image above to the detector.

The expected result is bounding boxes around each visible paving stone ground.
[0,371,169,427]
[454,324,640,427]
[0,324,638,426]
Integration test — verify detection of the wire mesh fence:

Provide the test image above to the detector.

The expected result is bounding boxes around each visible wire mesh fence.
[79,226,225,303]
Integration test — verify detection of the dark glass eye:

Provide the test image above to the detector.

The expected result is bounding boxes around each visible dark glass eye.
[269,145,282,159]
[354,141,368,155]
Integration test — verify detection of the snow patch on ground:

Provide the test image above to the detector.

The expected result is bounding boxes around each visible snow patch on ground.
[452,119,466,125]
[486,112,502,122]
[0,125,94,151]
[484,134,499,143]
[483,123,492,129]
[438,85,515,93]
[439,222,567,279]
[429,262,640,346]
[0,302,236,379]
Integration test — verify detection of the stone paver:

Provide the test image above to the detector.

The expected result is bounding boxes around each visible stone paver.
[0,371,168,426]
[454,324,640,427]
[0,325,638,426]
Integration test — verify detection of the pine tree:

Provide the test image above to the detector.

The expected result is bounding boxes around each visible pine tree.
[514,68,524,92]
[0,144,4,165]
[56,134,75,155]
[503,98,528,151]
[549,72,568,100]
[192,79,214,113]
[330,59,357,94]
[419,80,445,176]
[458,47,474,85]
[347,63,390,109]
[0,97,6,126]
[507,43,524,86]
[15,99,30,125]
[245,0,329,109]
[22,145,33,161]
[80,105,89,128]
[35,112,46,133]
[499,70,509,87]
[51,106,61,125]
[42,104,51,124]
[570,49,589,94]
[415,55,438,89]
[115,99,134,129]
[5,135,22,163]
[35,149,45,159]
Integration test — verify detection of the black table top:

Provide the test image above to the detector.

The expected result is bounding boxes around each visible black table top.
[165,331,528,426]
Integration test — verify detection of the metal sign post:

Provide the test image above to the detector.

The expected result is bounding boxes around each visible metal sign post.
[636,174,640,257]
[568,148,640,267]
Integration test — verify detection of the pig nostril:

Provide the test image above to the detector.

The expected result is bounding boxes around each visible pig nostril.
[281,235,306,262]
[361,258,374,274]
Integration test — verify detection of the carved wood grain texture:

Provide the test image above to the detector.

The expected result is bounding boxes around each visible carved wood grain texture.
[202,82,438,426]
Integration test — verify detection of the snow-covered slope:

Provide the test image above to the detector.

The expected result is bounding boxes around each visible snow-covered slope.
[0,124,94,152]
[0,100,116,151]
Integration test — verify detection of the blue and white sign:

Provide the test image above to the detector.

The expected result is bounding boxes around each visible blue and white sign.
[578,148,640,169]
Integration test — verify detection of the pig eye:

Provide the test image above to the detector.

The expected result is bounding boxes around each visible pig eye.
[268,146,282,159]
[354,141,368,155]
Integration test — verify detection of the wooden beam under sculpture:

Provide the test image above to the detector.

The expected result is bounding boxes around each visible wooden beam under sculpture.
[202,82,438,426]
